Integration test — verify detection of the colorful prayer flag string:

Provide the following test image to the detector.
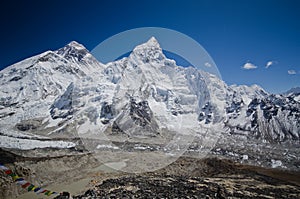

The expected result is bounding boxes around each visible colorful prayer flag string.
[0,163,59,196]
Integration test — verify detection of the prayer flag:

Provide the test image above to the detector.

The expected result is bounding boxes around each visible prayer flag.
[21,182,31,188]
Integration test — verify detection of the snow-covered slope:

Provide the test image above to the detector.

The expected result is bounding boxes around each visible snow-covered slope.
[0,42,104,149]
[0,38,299,151]
[284,87,300,96]
[283,87,300,103]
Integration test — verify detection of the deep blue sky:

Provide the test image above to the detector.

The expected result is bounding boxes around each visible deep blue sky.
[0,0,299,93]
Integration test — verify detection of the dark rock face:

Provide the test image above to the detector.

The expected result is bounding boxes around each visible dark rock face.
[108,98,159,137]
[111,121,124,134]
[9,76,23,82]
[16,123,37,131]
[15,119,42,131]
[226,92,244,115]
[56,42,89,63]
[198,102,214,124]
[8,68,27,82]
[234,94,300,142]
[100,102,114,124]
[0,96,18,107]
[226,100,243,114]
[50,83,74,119]
[129,99,152,126]
[247,95,300,123]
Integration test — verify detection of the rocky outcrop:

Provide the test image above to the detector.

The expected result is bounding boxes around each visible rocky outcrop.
[73,157,300,199]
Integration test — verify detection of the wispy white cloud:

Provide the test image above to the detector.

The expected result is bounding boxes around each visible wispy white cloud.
[204,62,212,67]
[265,60,277,68]
[242,62,257,70]
[288,70,297,75]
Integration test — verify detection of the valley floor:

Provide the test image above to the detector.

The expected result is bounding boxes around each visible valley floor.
[1,148,300,199]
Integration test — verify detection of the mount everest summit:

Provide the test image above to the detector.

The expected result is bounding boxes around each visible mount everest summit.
[0,37,299,169]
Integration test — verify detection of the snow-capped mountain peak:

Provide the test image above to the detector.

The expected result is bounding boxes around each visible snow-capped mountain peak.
[0,39,299,155]
[0,41,105,141]
[67,40,86,49]
[129,37,166,65]
[56,41,89,60]
[283,87,300,103]
[284,87,300,96]
[135,37,161,49]
[58,40,87,52]
[55,41,104,73]
[229,84,268,105]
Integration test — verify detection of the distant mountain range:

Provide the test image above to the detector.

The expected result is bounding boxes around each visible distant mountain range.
[0,37,299,169]
[284,87,300,95]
